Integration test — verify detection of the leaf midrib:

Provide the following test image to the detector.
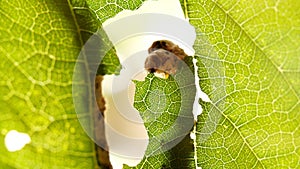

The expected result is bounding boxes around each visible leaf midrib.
[65,0,99,167]
[211,1,300,100]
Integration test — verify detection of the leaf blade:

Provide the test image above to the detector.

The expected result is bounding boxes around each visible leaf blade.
[0,0,99,168]
[187,0,300,168]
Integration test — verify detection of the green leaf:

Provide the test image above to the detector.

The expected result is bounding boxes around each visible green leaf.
[86,0,145,23]
[96,47,122,75]
[187,0,300,168]
[0,0,143,168]
[0,0,98,168]
[2,0,299,168]
[88,0,145,75]
[131,0,300,168]
[126,57,196,168]
[124,134,195,169]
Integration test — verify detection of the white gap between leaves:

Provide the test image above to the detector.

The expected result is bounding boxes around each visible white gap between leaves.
[102,0,210,168]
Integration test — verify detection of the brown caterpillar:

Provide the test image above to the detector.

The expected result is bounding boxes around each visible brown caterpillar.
[148,40,187,60]
[144,40,188,77]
